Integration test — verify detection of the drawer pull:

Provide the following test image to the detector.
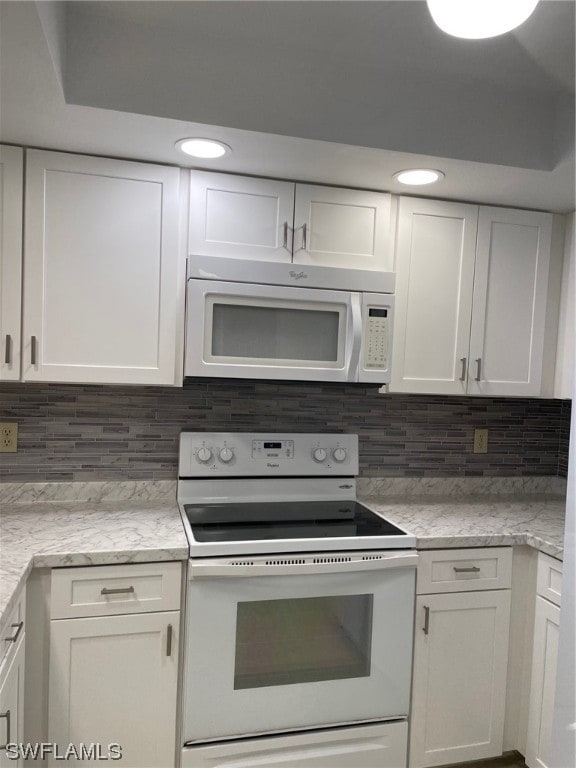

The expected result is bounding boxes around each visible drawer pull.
[100,586,135,596]
[0,710,11,750]
[166,624,173,657]
[423,605,430,635]
[453,566,481,573]
[4,621,23,643]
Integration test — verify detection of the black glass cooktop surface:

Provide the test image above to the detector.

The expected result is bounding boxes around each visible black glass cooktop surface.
[184,500,406,542]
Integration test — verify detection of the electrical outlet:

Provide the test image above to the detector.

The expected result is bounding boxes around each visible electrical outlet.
[473,428,488,454]
[0,422,18,453]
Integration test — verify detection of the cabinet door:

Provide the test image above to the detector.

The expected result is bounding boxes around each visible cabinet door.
[390,197,478,394]
[293,184,392,272]
[409,591,510,767]
[49,612,179,768]
[0,635,25,768]
[525,597,560,768]
[189,171,294,262]
[468,207,552,396]
[24,150,183,385]
[554,211,574,399]
[0,145,23,381]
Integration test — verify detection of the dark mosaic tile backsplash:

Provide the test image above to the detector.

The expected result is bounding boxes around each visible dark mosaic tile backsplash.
[0,380,571,482]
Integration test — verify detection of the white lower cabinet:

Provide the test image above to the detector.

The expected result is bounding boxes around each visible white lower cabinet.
[409,549,512,767]
[48,562,182,768]
[525,555,562,768]
[182,721,408,768]
[0,636,25,768]
[49,612,179,768]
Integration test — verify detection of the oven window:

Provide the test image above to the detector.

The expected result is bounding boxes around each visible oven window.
[211,304,340,363]
[234,595,373,690]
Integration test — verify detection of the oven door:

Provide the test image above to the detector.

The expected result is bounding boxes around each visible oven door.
[184,279,362,382]
[182,552,416,744]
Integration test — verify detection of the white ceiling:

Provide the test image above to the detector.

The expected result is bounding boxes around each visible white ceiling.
[1,0,574,212]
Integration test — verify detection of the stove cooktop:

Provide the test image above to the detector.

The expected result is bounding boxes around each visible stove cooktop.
[184,500,408,544]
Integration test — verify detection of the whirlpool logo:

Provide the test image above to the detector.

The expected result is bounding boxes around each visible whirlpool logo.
[266,463,280,468]
[289,270,308,280]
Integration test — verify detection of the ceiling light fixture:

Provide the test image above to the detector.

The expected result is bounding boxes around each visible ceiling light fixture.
[176,138,231,159]
[426,0,539,39]
[393,169,445,186]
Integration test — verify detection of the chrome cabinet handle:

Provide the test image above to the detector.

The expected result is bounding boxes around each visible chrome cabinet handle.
[423,605,430,635]
[459,357,467,382]
[31,336,37,366]
[302,222,307,251]
[166,624,173,657]
[453,566,481,573]
[4,335,12,365]
[282,221,288,249]
[475,358,482,381]
[0,710,11,750]
[4,621,23,643]
[100,586,135,596]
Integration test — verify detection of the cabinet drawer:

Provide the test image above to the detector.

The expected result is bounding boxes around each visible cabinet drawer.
[536,552,562,607]
[417,548,512,594]
[0,587,26,673]
[51,562,182,619]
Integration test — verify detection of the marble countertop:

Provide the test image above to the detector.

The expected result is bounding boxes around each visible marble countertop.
[0,478,566,630]
[0,496,188,628]
[362,494,566,560]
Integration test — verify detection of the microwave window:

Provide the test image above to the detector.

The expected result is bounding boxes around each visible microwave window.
[211,304,340,363]
[234,594,373,690]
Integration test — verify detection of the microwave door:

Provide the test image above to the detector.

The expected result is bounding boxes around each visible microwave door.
[185,279,357,383]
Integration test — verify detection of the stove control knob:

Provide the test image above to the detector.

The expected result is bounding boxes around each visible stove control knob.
[219,447,234,463]
[312,448,327,463]
[332,448,347,462]
[196,447,213,464]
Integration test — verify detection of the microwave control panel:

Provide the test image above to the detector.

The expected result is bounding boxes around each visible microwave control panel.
[364,308,389,368]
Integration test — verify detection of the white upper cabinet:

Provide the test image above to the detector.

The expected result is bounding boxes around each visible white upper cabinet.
[0,145,23,381]
[468,207,552,397]
[390,197,478,394]
[293,184,392,272]
[554,211,574,399]
[391,197,553,397]
[188,171,392,277]
[23,150,183,385]
[189,171,294,262]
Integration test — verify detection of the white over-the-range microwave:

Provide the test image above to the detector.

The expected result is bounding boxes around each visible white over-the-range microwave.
[184,259,395,384]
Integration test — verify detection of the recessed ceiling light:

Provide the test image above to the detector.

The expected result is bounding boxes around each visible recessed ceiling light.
[176,138,231,159]
[393,169,445,186]
[427,0,539,40]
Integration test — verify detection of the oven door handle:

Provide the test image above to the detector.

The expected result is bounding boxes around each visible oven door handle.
[189,551,418,579]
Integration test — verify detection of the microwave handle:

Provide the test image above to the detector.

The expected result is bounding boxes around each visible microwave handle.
[345,293,363,381]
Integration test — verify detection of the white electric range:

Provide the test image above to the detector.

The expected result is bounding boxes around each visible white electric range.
[178,433,417,768]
